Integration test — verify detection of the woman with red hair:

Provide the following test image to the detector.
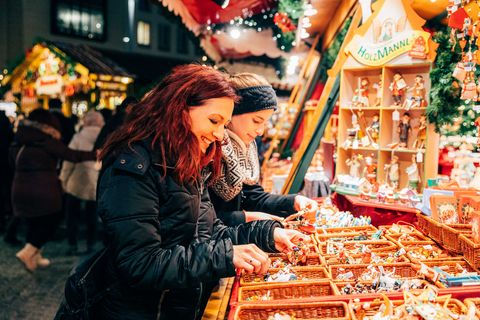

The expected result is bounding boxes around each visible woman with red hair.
[56,64,306,320]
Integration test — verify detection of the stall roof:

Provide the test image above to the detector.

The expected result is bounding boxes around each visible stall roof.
[48,41,135,78]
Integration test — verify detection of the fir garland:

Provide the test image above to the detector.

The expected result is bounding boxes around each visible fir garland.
[210,0,305,52]
[427,27,477,137]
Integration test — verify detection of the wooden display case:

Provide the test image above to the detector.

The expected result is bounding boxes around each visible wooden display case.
[336,62,439,191]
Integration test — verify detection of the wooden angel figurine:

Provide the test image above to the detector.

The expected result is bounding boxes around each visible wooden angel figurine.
[397,112,411,148]
[389,72,407,106]
[353,77,370,108]
[346,154,362,178]
[413,115,427,149]
[384,155,399,190]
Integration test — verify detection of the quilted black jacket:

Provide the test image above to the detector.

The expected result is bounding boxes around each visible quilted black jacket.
[94,141,281,319]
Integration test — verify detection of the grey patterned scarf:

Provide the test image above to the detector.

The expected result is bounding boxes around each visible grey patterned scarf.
[210,129,260,201]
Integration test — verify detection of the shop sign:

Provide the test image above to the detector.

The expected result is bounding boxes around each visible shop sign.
[346,30,430,66]
[35,74,63,96]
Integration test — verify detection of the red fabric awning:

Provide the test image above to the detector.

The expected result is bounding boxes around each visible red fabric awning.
[182,0,275,24]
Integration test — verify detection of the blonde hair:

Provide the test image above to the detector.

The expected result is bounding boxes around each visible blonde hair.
[229,73,271,90]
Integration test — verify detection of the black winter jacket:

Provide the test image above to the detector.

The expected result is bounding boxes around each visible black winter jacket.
[95,141,281,320]
[209,183,297,227]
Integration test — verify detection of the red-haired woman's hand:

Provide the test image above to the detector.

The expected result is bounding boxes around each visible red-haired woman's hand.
[244,211,285,223]
[232,244,270,274]
[273,228,310,254]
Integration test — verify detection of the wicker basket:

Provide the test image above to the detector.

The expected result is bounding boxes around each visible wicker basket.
[416,213,443,243]
[441,223,472,253]
[401,241,462,263]
[240,266,330,286]
[385,232,431,246]
[379,222,419,234]
[335,278,432,295]
[318,240,398,256]
[322,252,409,266]
[234,301,350,320]
[238,280,339,302]
[329,263,417,281]
[464,298,480,319]
[418,260,477,288]
[459,234,480,269]
[315,231,383,244]
[349,298,468,320]
[268,253,323,267]
[316,225,378,234]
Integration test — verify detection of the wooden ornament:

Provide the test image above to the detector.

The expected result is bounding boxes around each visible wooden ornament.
[448,8,469,29]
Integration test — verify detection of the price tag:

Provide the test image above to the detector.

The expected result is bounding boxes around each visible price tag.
[416,151,423,163]
[352,114,358,123]
[454,0,461,5]
[353,139,359,149]
[392,109,400,121]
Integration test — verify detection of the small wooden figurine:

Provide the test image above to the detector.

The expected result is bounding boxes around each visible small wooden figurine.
[406,154,420,191]
[397,112,411,148]
[384,155,400,190]
[346,154,362,178]
[413,115,427,149]
[363,154,377,185]
[366,114,380,144]
[353,77,370,108]
[389,72,407,106]
[372,74,383,107]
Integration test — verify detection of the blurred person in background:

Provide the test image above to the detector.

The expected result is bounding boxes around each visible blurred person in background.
[0,110,14,232]
[60,110,104,255]
[48,98,75,144]
[94,96,137,150]
[11,109,96,272]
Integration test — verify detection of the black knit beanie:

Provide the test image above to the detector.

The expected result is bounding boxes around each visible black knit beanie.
[233,85,278,115]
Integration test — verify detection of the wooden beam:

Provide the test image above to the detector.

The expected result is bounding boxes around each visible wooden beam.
[282,8,363,194]
[321,0,358,51]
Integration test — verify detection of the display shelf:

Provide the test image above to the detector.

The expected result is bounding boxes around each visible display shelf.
[336,62,438,191]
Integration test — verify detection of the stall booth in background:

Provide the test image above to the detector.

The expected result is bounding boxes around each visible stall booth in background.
[0,41,134,116]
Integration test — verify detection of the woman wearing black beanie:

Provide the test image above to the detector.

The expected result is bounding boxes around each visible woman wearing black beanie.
[209,73,318,227]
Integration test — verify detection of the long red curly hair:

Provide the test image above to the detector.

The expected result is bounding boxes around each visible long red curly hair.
[99,64,237,184]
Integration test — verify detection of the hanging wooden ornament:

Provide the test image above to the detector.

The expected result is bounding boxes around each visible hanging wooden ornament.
[461,72,478,100]
[453,62,467,81]
[449,8,469,29]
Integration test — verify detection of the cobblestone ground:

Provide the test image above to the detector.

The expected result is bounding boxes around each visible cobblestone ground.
[0,225,92,320]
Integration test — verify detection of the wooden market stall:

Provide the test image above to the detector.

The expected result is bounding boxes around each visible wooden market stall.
[0,40,134,115]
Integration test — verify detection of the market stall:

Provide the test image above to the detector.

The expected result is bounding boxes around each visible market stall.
[0,40,134,115]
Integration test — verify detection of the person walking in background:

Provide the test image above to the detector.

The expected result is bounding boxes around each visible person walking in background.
[11,109,96,272]
[93,96,137,150]
[60,110,104,255]
[48,98,75,145]
[0,110,14,232]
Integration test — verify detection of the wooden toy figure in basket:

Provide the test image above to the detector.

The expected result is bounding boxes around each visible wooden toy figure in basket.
[384,155,399,190]
[413,114,427,150]
[353,77,370,108]
[406,154,420,191]
[397,112,411,148]
[389,72,407,106]
[346,154,362,178]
